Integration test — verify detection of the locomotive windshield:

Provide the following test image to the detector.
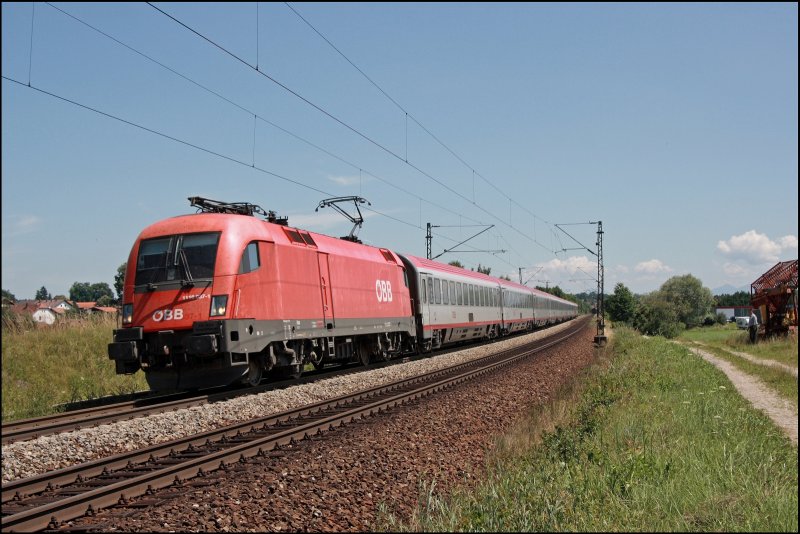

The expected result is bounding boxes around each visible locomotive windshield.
[135,232,220,287]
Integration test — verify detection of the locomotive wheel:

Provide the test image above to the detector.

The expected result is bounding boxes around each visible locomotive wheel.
[243,359,263,387]
[308,346,324,370]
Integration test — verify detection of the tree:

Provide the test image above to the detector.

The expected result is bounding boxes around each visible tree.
[606,283,636,324]
[69,281,114,302]
[96,295,114,307]
[632,292,683,338]
[2,289,17,303]
[35,286,52,300]
[714,291,750,307]
[90,282,114,302]
[69,282,93,302]
[659,274,714,328]
[474,264,491,275]
[448,260,464,269]
[114,263,127,302]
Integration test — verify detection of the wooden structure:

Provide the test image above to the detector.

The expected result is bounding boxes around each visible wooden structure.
[750,260,798,337]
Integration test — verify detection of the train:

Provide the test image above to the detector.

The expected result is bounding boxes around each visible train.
[108,197,579,391]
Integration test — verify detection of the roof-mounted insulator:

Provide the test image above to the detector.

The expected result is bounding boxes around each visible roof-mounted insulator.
[188,196,288,225]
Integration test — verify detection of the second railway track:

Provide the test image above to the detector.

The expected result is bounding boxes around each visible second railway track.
[2,318,588,532]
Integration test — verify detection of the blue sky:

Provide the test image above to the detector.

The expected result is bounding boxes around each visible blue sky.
[2,2,797,299]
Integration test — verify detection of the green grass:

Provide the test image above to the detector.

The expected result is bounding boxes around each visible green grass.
[379,327,798,532]
[684,341,798,406]
[680,323,798,368]
[1,315,148,422]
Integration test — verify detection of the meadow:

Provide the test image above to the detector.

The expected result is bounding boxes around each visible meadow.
[380,326,798,531]
[1,312,148,422]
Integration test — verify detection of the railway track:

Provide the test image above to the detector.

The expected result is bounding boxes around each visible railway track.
[1,324,564,446]
[1,318,587,532]
[1,357,418,446]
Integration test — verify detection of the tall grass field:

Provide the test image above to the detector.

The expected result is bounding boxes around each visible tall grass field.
[380,327,798,532]
[2,313,148,422]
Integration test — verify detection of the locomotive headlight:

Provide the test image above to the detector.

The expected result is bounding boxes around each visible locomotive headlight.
[122,304,133,325]
[210,295,228,317]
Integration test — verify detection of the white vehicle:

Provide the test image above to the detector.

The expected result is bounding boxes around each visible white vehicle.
[735,316,750,329]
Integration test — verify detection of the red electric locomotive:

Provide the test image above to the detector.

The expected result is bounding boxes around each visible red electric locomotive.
[108,197,415,391]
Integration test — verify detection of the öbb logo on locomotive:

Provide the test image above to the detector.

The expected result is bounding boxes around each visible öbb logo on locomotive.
[376,279,393,302]
[152,308,184,322]
[107,196,578,393]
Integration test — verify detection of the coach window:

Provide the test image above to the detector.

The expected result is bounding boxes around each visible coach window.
[421,275,427,304]
[434,278,442,304]
[238,241,260,274]
[442,279,449,305]
[427,277,434,305]
[449,281,456,306]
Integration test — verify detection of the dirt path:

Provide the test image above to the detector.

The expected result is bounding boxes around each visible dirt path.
[692,341,798,378]
[683,344,797,446]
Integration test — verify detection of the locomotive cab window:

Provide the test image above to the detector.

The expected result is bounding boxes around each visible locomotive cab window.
[239,242,260,274]
[135,232,220,286]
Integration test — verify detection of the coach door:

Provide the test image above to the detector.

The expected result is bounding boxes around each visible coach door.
[318,253,335,329]
[420,273,433,334]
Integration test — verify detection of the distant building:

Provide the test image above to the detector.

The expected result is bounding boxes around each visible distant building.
[32,306,67,325]
[715,305,752,321]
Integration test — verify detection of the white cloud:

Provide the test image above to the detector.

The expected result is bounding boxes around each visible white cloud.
[328,174,362,187]
[518,256,597,288]
[779,235,798,250]
[722,262,749,277]
[634,259,673,274]
[3,215,42,237]
[717,230,796,264]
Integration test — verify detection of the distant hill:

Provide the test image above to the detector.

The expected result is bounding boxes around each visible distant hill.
[712,284,749,296]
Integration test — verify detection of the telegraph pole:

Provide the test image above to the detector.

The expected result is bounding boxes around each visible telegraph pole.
[594,221,606,345]
[554,220,607,346]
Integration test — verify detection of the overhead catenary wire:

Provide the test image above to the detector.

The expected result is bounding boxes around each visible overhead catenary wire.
[3,73,500,254]
[40,2,495,234]
[283,2,553,229]
[14,4,588,281]
[146,2,555,257]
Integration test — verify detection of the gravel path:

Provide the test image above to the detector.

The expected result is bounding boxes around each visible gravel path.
[684,345,798,446]
[691,341,798,377]
[56,323,597,532]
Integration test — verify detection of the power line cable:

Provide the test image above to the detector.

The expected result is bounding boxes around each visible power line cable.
[284,2,553,228]
[146,2,554,256]
[42,2,494,233]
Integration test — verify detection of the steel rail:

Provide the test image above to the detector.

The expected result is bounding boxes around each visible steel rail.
[2,318,587,532]
[1,322,574,445]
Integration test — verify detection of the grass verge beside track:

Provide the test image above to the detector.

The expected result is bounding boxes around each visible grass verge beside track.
[380,326,798,532]
[1,315,148,422]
